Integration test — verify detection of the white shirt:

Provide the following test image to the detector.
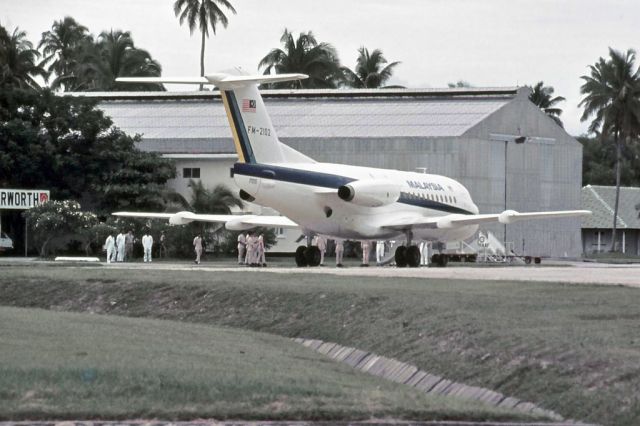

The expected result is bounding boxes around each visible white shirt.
[142,234,153,249]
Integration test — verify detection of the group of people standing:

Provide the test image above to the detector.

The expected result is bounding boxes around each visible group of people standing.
[103,229,428,267]
[236,231,267,266]
[105,230,155,263]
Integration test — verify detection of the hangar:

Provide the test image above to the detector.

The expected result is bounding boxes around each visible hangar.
[78,86,583,257]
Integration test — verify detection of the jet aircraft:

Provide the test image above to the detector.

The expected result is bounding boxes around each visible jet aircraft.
[114,72,590,267]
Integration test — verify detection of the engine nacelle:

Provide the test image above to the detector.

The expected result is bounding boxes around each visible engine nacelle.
[337,179,401,207]
[225,216,256,231]
[169,211,197,225]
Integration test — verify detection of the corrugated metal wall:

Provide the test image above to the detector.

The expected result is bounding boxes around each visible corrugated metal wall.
[281,97,584,257]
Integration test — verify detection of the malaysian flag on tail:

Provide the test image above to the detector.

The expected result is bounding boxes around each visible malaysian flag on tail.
[242,99,256,113]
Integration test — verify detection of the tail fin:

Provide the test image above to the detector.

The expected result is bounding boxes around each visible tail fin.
[118,72,308,164]
[210,73,306,164]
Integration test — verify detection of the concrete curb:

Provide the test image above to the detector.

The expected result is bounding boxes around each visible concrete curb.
[293,338,582,424]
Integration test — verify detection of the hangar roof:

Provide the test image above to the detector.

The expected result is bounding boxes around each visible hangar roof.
[581,185,640,229]
[71,87,521,154]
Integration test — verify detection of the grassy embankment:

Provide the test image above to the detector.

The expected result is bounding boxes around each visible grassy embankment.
[0,305,523,421]
[0,264,639,424]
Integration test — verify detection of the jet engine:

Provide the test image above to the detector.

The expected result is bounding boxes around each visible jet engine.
[225,216,256,231]
[169,211,197,225]
[337,179,401,207]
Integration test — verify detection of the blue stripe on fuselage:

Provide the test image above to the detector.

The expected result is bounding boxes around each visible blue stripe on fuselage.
[232,163,474,215]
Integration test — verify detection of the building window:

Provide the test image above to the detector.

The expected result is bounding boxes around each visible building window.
[183,167,200,178]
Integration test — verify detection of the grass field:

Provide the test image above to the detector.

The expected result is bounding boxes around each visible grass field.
[0,306,527,421]
[0,264,639,424]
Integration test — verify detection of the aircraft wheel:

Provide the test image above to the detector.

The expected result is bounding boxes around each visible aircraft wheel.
[305,246,321,267]
[406,245,421,267]
[395,246,407,267]
[438,254,449,267]
[295,246,308,267]
[431,253,441,266]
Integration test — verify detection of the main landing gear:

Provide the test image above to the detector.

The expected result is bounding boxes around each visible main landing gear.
[295,245,321,267]
[394,245,421,268]
[394,230,421,268]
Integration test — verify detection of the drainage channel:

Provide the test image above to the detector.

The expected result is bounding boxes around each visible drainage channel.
[293,338,594,425]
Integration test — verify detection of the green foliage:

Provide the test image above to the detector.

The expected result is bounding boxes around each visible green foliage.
[22,200,98,256]
[174,0,237,89]
[341,47,402,89]
[188,180,243,214]
[0,86,176,213]
[578,135,640,186]
[76,29,164,92]
[259,29,342,89]
[0,25,46,91]
[579,48,640,251]
[580,48,640,138]
[527,81,565,128]
[37,17,90,91]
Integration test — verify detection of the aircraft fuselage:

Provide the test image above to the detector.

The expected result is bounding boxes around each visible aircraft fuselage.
[233,161,480,242]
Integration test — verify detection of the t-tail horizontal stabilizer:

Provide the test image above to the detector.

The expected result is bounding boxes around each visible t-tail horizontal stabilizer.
[116,72,311,165]
[115,73,308,88]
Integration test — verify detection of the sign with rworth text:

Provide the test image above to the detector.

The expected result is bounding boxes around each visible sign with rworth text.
[0,189,50,209]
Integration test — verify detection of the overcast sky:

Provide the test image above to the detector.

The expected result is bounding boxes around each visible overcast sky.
[4,0,639,136]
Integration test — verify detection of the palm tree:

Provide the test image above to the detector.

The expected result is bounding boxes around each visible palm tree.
[580,48,640,252]
[38,16,90,91]
[341,47,402,89]
[528,81,565,128]
[77,30,163,91]
[173,0,236,90]
[259,29,342,89]
[188,180,243,214]
[0,25,45,90]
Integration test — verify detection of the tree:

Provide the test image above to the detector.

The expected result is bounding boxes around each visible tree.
[23,200,98,256]
[77,29,163,91]
[259,29,342,89]
[341,47,402,89]
[188,179,243,214]
[578,135,640,187]
[0,25,45,90]
[173,0,236,91]
[38,17,90,91]
[580,48,640,251]
[0,86,176,214]
[528,81,565,128]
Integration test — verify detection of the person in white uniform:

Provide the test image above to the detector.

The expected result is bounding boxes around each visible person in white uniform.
[142,232,153,263]
[419,241,430,266]
[314,235,327,266]
[334,238,344,267]
[237,233,246,264]
[257,234,266,266]
[105,234,115,263]
[193,234,203,264]
[361,240,371,266]
[376,240,385,265]
[115,231,126,262]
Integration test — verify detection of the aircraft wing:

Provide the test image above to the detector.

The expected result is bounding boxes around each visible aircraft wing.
[112,211,298,230]
[381,209,591,231]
